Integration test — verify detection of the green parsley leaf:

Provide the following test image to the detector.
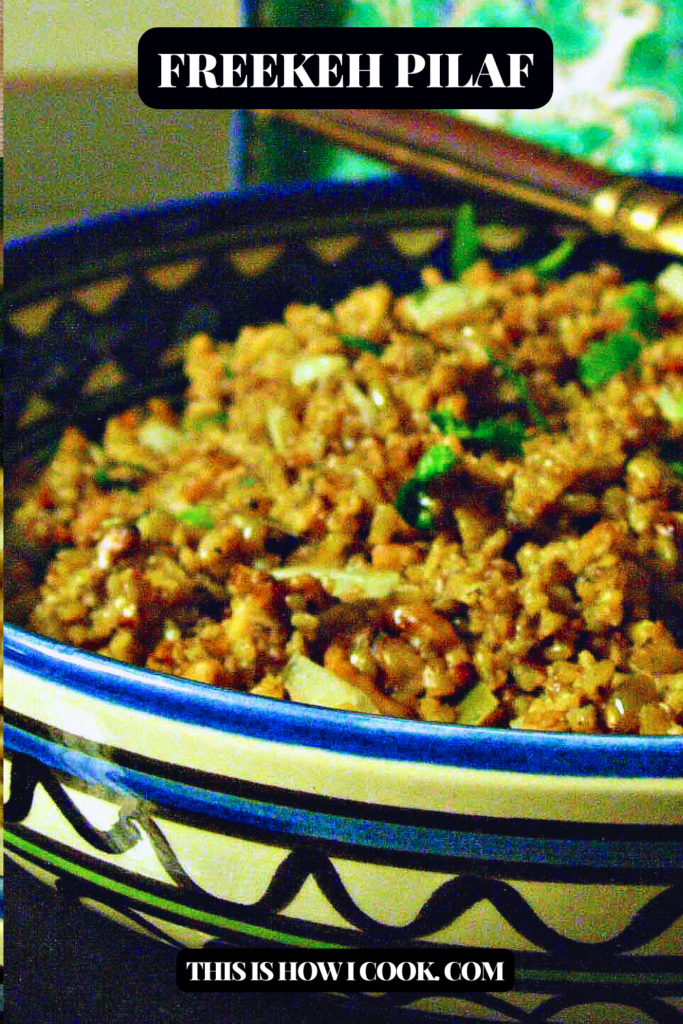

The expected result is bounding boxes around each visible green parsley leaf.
[615,281,658,338]
[430,409,526,458]
[533,236,578,278]
[451,202,480,280]
[668,461,683,479]
[395,479,439,531]
[340,335,383,357]
[412,444,459,482]
[93,463,148,491]
[189,411,230,431]
[175,504,214,530]
[578,329,641,391]
[35,442,59,467]
[395,445,458,530]
[486,349,550,429]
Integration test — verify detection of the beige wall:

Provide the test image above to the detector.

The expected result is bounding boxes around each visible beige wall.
[6,0,239,75]
[5,0,240,237]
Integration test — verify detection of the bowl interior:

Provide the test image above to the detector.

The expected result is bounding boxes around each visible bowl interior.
[5,176,683,774]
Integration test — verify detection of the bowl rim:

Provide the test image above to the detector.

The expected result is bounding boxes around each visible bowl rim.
[4,177,458,299]
[5,178,683,779]
[6,623,682,779]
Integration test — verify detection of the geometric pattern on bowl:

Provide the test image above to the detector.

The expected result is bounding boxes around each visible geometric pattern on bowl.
[5,179,683,1022]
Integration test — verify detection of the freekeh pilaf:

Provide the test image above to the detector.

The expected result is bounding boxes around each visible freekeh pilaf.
[14,245,683,735]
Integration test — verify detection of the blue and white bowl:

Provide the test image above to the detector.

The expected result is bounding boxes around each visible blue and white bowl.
[4,179,683,1022]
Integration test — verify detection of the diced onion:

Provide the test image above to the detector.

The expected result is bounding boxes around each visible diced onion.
[265,405,292,454]
[291,354,348,387]
[454,680,499,726]
[657,387,683,422]
[403,282,488,331]
[657,263,683,304]
[272,565,401,599]
[342,380,376,426]
[139,420,184,454]
[282,653,382,714]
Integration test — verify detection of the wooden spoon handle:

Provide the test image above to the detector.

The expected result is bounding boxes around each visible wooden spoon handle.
[259,109,683,257]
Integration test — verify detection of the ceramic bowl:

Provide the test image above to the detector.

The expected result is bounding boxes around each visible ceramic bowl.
[4,178,683,1023]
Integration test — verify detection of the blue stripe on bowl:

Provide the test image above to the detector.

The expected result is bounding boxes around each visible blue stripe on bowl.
[6,724,682,871]
[5,626,683,778]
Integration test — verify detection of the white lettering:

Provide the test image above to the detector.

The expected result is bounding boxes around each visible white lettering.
[281,53,316,88]
[279,961,299,981]
[346,53,383,88]
[427,52,443,87]
[316,961,344,982]
[445,962,461,981]
[219,53,248,88]
[316,53,345,88]
[482,960,505,982]
[158,53,185,88]
[508,52,533,87]
[187,53,218,89]
[396,52,426,87]
[396,962,417,981]
[376,961,396,982]
[360,961,376,982]
[251,53,279,88]
[298,962,317,982]
[231,962,246,982]
[417,961,440,982]
[202,960,225,980]
[445,54,476,88]
[461,961,483,982]
[475,53,506,88]
[188,960,204,982]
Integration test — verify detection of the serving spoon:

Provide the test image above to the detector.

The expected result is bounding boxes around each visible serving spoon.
[255,109,683,258]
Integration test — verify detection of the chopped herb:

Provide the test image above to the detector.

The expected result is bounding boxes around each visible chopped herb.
[486,349,549,429]
[395,445,458,530]
[340,335,383,357]
[576,282,657,392]
[35,442,59,467]
[175,504,214,530]
[190,411,230,431]
[93,463,148,491]
[238,475,258,488]
[412,445,459,483]
[532,236,578,278]
[451,202,480,280]
[395,479,439,531]
[615,281,658,338]
[430,409,526,458]
[223,362,234,378]
[578,328,641,391]
[660,442,683,479]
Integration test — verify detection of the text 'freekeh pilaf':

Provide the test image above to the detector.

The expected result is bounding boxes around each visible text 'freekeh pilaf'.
[14,232,683,735]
